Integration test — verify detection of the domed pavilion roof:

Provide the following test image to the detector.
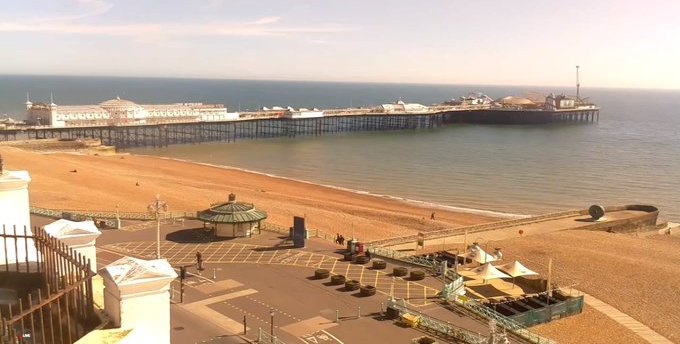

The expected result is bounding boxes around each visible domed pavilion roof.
[197,193,268,223]
[497,96,535,106]
[99,97,141,110]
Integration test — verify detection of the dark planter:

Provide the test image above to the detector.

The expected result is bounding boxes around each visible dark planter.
[410,270,425,281]
[330,275,346,285]
[314,269,330,279]
[344,279,360,291]
[360,285,376,296]
[355,255,369,264]
[343,252,356,262]
[372,260,386,269]
[393,266,408,277]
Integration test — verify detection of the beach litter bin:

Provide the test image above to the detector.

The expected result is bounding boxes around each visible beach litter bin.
[401,313,421,328]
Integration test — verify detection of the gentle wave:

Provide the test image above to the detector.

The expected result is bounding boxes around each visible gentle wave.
[138,154,529,220]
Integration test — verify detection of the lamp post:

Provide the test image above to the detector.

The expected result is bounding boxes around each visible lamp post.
[147,194,168,259]
[270,309,275,339]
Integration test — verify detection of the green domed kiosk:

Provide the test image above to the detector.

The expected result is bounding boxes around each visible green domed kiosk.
[197,193,267,237]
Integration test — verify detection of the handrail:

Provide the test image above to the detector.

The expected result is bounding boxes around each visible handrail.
[454,297,556,344]
[388,299,487,344]
[30,206,196,221]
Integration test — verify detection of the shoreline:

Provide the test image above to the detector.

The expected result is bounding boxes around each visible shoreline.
[142,154,531,220]
[0,146,502,241]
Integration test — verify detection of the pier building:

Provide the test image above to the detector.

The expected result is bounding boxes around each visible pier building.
[283,107,324,119]
[25,96,233,127]
[378,99,430,113]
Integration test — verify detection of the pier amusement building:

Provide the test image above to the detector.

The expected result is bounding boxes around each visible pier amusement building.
[25,96,235,127]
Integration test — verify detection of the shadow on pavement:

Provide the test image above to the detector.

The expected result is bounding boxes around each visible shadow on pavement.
[165,227,236,243]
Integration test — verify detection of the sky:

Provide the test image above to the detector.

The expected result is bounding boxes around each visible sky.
[1,0,679,89]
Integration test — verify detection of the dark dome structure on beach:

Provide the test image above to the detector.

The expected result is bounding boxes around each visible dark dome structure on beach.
[197,193,267,237]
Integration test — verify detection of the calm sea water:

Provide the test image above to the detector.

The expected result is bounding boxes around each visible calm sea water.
[2,75,679,221]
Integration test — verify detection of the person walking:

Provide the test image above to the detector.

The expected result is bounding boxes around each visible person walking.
[335,233,341,245]
[430,212,436,220]
[196,251,203,271]
[339,235,345,246]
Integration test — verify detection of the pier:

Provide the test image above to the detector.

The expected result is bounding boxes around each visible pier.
[0,107,599,148]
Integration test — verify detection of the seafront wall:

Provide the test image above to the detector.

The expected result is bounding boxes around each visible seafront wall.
[370,205,659,249]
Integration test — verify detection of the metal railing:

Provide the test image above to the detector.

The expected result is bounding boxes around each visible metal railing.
[30,206,196,222]
[454,296,556,344]
[1,226,97,344]
[388,299,487,344]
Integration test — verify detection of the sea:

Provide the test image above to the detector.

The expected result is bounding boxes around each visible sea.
[1,75,679,221]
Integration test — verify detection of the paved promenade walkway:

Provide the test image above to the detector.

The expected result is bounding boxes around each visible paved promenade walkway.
[583,292,673,344]
[103,241,441,307]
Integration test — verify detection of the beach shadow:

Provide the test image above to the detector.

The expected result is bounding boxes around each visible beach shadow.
[165,228,236,243]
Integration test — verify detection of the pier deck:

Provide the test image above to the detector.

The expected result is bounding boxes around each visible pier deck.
[0,106,600,148]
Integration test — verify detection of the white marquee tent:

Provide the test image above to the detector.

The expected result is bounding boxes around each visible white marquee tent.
[471,263,510,283]
[497,260,538,286]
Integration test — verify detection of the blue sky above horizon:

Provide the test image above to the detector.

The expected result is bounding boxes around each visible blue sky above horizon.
[1,0,679,89]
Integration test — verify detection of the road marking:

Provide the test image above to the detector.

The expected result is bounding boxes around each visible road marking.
[268,251,277,264]
[244,249,254,262]
[230,245,245,263]
[359,266,365,284]
[322,330,344,344]
[330,260,338,274]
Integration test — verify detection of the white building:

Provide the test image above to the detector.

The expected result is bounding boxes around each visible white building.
[379,99,430,113]
[26,96,233,127]
[283,107,324,119]
[0,165,37,270]
[544,93,576,111]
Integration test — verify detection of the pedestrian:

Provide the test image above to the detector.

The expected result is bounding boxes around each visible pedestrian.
[196,251,203,271]
[430,212,436,220]
[335,233,341,245]
[339,235,345,246]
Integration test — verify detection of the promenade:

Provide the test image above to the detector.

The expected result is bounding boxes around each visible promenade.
[42,215,512,344]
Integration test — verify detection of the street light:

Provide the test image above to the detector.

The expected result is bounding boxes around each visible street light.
[147,194,168,259]
[270,309,275,338]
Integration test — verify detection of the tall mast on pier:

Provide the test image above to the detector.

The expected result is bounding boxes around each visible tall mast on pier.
[576,65,581,101]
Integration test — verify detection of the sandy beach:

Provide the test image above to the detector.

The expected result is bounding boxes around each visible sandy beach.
[0,146,498,241]
[496,230,680,343]
[3,145,678,343]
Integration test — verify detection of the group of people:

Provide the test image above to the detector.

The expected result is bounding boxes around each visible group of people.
[335,233,346,246]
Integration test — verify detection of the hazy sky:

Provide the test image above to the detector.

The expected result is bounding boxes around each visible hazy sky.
[1,0,679,88]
